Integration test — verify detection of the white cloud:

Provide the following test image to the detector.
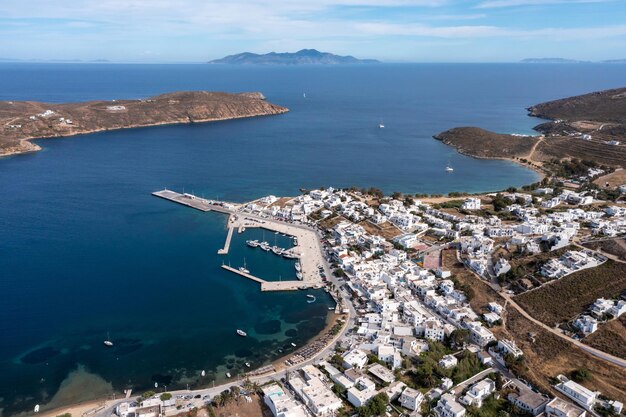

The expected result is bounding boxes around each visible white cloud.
[476,0,612,9]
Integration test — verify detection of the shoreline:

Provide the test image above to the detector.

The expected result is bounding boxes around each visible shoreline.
[0,110,288,158]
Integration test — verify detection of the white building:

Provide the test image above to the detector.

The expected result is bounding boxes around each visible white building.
[436,393,466,417]
[342,348,369,370]
[288,373,343,416]
[494,258,511,276]
[262,383,308,417]
[399,387,424,411]
[555,378,598,409]
[347,377,378,407]
[462,198,481,211]
[438,354,458,369]
[574,315,598,335]
[460,378,496,408]
[545,397,586,417]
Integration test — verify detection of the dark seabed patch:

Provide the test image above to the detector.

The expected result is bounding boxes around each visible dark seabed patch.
[21,347,61,364]
[151,374,173,385]
[234,348,253,358]
[285,329,298,337]
[254,320,282,334]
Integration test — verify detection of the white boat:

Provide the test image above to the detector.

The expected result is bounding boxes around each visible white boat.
[379,123,385,129]
[328,307,334,310]
[226,372,231,378]
[295,262,301,272]
[201,370,206,377]
[306,294,316,303]
[271,246,283,255]
[306,294,315,299]
[34,405,40,413]
[291,342,297,347]
[245,362,251,368]
[246,239,259,248]
[296,272,303,280]
[303,93,306,98]
[104,332,113,347]
[445,161,454,172]
[260,243,271,251]
[283,252,298,259]
[236,329,248,337]
[239,258,250,274]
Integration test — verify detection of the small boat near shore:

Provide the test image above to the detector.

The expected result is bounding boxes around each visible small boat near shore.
[271,246,283,255]
[245,362,251,368]
[104,332,113,347]
[306,294,316,303]
[296,272,303,280]
[237,329,248,337]
[291,342,297,347]
[226,372,231,378]
[295,262,301,272]
[246,239,259,248]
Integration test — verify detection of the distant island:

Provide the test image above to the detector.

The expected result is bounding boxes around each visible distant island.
[208,49,380,65]
[434,86,626,171]
[0,91,288,157]
[521,58,626,64]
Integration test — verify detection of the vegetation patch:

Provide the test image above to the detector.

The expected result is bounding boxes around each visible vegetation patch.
[515,260,626,326]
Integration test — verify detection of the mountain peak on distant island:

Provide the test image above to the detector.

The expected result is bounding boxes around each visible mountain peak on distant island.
[208,49,380,65]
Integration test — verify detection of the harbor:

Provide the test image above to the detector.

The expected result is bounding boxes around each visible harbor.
[152,189,327,292]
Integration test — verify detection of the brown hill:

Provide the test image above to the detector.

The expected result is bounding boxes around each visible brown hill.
[528,87,626,123]
[0,91,288,157]
[433,127,539,159]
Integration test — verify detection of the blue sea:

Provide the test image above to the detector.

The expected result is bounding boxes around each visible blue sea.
[0,63,625,415]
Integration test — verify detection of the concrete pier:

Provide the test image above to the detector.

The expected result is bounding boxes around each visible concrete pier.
[218,226,235,254]
[221,265,319,292]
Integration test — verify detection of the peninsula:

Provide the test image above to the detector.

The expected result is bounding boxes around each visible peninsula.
[208,49,380,65]
[434,87,626,172]
[0,91,288,157]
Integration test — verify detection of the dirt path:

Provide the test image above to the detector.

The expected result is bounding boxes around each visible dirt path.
[524,135,544,162]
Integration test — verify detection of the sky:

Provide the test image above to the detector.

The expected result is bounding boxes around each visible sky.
[1,0,625,63]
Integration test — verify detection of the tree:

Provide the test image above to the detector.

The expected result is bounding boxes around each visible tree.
[449,329,470,349]
[159,392,172,401]
[141,391,156,399]
[211,394,222,408]
[392,191,403,200]
[571,368,591,383]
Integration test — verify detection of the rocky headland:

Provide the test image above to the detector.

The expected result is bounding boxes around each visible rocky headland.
[0,91,288,157]
[434,87,626,170]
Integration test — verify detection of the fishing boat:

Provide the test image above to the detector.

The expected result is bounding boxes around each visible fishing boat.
[201,370,206,377]
[293,237,298,246]
[260,242,271,251]
[34,405,40,413]
[296,272,303,280]
[236,329,248,337]
[379,123,385,129]
[328,307,335,310]
[104,332,113,347]
[226,372,231,378]
[295,262,301,272]
[271,246,283,255]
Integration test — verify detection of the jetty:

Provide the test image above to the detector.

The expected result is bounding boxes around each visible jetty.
[218,226,235,254]
[221,265,319,292]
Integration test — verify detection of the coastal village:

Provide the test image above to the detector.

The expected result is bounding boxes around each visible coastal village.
[90,162,626,417]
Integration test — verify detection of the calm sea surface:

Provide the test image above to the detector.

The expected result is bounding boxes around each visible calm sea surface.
[1,63,625,415]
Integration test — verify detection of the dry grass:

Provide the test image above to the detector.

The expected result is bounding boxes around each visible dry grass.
[358,220,403,240]
[584,315,626,360]
[318,214,345,230]
[515,260,626,326]
[501,307,626,403]
[583,238,626,262]
[594,169,626,188]
[210,394,265,417]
